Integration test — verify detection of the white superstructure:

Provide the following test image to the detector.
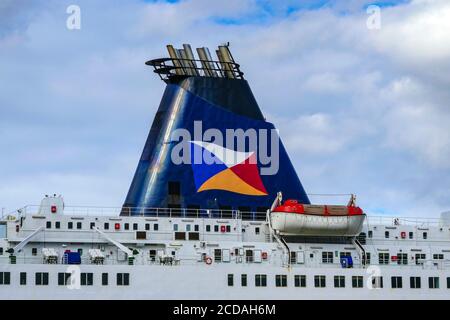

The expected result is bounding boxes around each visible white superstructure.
[1,195,449,300]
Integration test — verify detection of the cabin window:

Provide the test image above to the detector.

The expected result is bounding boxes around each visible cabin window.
[290,252,297,264]
[255,274,267,287]
[58,272,71,286]
[447,277,450,289]
[145,223,150,231]
[433,254,444,260]
[339,252,351,258]
[173,224,178,231]
[397,253,408,265]
[368,230,373,238]
[77,248,83,256]
[35,272,49,285]
[415,253,426,265]
[409,232,413,239]
[214,249,222,262]
[391,276,403,289]
[174,232,185,240]
[194,225,199,232]
[322,252,333,264]
[133,223,138,231]
[245,250,254,263]
[227,274,234,286]
[81,273,93,286]
[32,248,37,256]
[410,277,421,289]
[102,273,108,286]
[20,272,27,285]
[275,275,287,287]
[334,276,345,288]
[68,222,73,229]
[363,252,371,265]
[154,224,158,231]
[136,231,147,240]
[314,275,326,288]
[124,223,129,230]
[90,222,95,229]
[423,232,428,239]
[255,227,260,235]
[352,276,363,288]
[372,276,383,288]
[206,225,211,232]
[76,222,82,229]
[214,225,219,232]
[104,223,109,230]
[186,224,191,232]
[117,273,130,286]
[188,232,199,240]
[0,272,11,285]
[429,277,439,289]
[0,248,3,255]
[241,274,247,287]
[226,225,231,233]
[385,231,389,238]
[378,253,389,265]
[46,221,51,229]
[294,275,306,287]
[357,232,367,245]
[55,221,60,229]
[149,250,157,262]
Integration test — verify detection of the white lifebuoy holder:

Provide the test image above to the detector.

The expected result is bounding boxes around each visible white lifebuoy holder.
[205,256,212,265]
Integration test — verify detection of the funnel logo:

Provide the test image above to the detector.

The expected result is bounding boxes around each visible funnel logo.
[190,141,268,196]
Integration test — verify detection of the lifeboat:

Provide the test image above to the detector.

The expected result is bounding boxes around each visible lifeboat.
[270,198,366,236]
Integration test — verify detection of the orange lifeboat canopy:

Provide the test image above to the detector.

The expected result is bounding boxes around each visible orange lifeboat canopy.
[273,199,363,216]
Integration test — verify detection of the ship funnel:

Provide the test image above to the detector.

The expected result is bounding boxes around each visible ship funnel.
[125,43,309,216]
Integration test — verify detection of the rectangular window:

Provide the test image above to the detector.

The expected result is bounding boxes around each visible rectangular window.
[368,230,373,238]
[409,232,413,239]
[102,273,108,286]
[58,272,71,286]
[226,225,231,232]
[32,248,37,256]
[447,277,450,289]
[391,276,403,288]
[275,275,287,287]
[194,225,199,232]
[322,252,333,264]
[68,222,73,229]
[145,223,150,231]
[76,222,82,229]
[214,225,219,232]
[429,277,439,289]
[385,231,389,238]
[227,274,234,286]
[397,253,408,265]
[20,272,27,285]
[294,275,306,288]
[133,223,138,231]
[35,272,49,285]
[206,225,211,232]
[173,224,178,231]
[241,274,247,287]
[104,223,109,230]
[55,221,60,229]
[433,254,444,260]
[214,249,222,262]
[363,252,371,265]
[410,277,421,289]
[154,224,158,231]
[124,223,129,230]
[0,272,11,285]
[90,222,95,229]
[378,253,389,265]
[255,274,267,287]
[46,221,51,229]
[415,253,426,265]
[352,276,363,288]
[255,227,260,235]
[314,275,326,288]
[81,273,93,286]
[334,275,345,288]
[423,232,427,239]
[117,273,130,286]
[186,224,191,232]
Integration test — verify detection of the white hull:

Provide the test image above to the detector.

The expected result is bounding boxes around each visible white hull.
[270,212,366,236]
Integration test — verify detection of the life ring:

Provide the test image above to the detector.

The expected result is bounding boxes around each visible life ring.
[205,256,212,265]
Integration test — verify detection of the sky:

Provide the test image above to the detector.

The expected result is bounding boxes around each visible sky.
[1,0,449,218]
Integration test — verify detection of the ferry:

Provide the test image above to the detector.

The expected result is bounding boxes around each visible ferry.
[0,44,449,300]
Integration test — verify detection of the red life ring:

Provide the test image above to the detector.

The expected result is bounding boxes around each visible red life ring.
[205,256,212,265]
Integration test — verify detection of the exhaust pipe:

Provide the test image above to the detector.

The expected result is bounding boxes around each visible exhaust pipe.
[218,45,235,79]
[166,45,185,76]
[183,44,199,76]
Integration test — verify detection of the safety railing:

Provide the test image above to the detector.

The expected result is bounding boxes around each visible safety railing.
[146,57,244,81]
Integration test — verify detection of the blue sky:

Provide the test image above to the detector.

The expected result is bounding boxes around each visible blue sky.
[1,0,450,217]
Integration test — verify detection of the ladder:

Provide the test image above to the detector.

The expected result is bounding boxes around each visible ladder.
[352,237,367,267]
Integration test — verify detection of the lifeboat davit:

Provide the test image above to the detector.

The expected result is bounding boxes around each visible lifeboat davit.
[270,199,366,236]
